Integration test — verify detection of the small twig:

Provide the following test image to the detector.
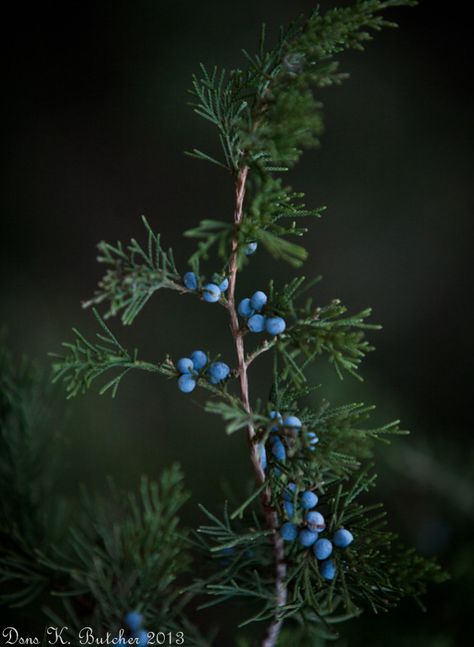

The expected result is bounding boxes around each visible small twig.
[245,339,278,369]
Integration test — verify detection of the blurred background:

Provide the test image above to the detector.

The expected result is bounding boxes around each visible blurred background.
[1,0,473,644]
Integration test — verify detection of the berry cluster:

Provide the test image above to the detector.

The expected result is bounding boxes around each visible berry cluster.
[279,485,354,581]
[258,411,318,473]
[176,350,230,393]
[183,271,228,303]
[117,611,148,646]
[238,292,286,336]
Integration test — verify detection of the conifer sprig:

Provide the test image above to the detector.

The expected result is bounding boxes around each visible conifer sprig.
[46,1,447,646]
[82,216,182,325]
[50,309,174,398]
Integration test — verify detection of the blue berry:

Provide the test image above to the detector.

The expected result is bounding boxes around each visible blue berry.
[280,522,298,541]
[258,443,267,471]
[265,316,286,336]
[305,510,325,531]
[183,271,198,290]
[313,538,333,561]
[176,357,194,374]
[244,242,258,255]
[299,529,318,547]
[283,482,297,501]
[202,283,221,303]
[271,438,286,462]
[320,559,336,581]
[283,501,294,518]
[178,374,196,393]
[190,350,207,370]
[250,291,267,311]
[219,278,229,292]
[238,298,254,318]
[248,314,266,333]
[301,490,318,510]
[269,410,282,431]
[333,528,354,548]
[283,415,302,429]
[133,630,149,647]
[124,611,143,632]
[208,361,230,382]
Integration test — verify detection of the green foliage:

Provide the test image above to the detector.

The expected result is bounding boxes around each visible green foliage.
[0,337,64,607]
[285,304,380,383]
[187,64,250,172]
[50,308,174,398]
[0,350,205,639]
[83,216,182,325]
[41,467,198,637]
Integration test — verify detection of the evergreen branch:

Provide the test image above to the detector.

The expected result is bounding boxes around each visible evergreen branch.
[50,309,174,398]
[39,467,198,634]
[0,338,63,608]
[245,338,278,368]
[82,216,184,325]
[280,301,380,383]
[184,218,233,268]
[187,64,250,172]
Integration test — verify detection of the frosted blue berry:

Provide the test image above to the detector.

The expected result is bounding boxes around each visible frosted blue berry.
[124,611,143,632]
[244,241,258,255]
[269,410,282,431]
[250,291,267,311]
[202,283,221,303]
[208,361,230,382]
[280,522,298,541]
[283,500,294,518]
[265,316,286,336]
[133,630,149,647]
[248,314,266,333]
[178,374,196,393]
[219,277,229,292]
[313,538,333,561]
[305,510,325,531]
[301,490,318,510]
[176,357,194,374]
[190,350,207,370]
[320,558,336,581]
[283,482,297,501]
[183,271,198,290]
[299,529,318,547]
[258,443,267,471]
[283,415,302,429]
[238,298,254,318]
[271,438,286,462]
[333,528,354,548]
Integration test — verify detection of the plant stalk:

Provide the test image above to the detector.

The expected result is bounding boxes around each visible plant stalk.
[226,166,287,647]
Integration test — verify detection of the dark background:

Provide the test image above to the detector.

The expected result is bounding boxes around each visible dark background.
[1,1,473,644]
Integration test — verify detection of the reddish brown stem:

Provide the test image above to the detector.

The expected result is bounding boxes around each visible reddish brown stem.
[225,166,287,647]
